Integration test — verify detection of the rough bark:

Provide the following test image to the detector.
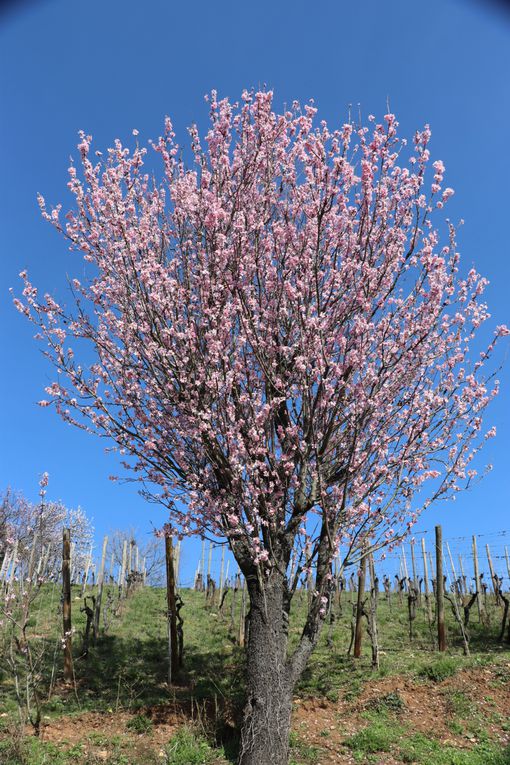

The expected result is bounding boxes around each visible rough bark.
[239,571,293,765]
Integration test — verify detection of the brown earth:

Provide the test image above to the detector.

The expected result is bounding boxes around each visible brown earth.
[20,664,510,764]
[292,664,510,764]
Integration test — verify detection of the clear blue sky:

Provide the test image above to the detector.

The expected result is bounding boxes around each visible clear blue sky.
[1,0,509,582]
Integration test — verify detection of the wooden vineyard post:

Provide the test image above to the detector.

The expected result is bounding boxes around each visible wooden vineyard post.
[120,540,128,596]
[446,542,458,594]
[81,545,92,598]
[230,569,238,632]
[238,577,247,646]
[401,547,409,591]
[128,540,134,578]
[93,535,108,641]
[1,548,13,587]
[40,545,50,580]
[306,564,314,608]
[367,552,379,669]
[486,544,498,603]
[421,538,434,637]
[289,552,297,589]
[200,540,206,592]
[206,542,213,602]
[165,536,179,684]
[472,536,484,622]
[218,545,226,608]
[27,532,38,585]
[410,540,420,605]
[175,540,181,586]
[0,549,10,584]
[444,540,470,655]
[337,557,345,613]
[353,552,367,659]
[62,527,74,683]
[458,554,467,595]
[69,541,76,584]
[435,525,446,652]
[7,541,19,594]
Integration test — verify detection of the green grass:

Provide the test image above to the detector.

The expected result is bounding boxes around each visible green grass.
[126,713,153,735]
[1,583,509,765]
[288,731,320,764]
[397,736,510,765]
[164,726,226,764]
[0,727,228,765]
[417,657,460,683]
[365,690,405,713]
[345,712,404,755]
[344,712,510,765]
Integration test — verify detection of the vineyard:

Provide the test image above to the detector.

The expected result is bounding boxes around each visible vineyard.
[1,527,510,765]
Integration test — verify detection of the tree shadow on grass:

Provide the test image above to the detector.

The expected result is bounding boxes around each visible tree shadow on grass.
[35,631,243,760]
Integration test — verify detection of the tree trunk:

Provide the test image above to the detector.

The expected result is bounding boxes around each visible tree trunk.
[239,572,293,765]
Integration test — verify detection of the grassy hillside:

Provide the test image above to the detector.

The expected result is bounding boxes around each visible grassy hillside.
[1,584,509,764]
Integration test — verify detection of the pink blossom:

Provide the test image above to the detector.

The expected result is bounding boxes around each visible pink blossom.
[15,89,506,609]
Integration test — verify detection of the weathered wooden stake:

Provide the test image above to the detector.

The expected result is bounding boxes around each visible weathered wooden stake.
[108,552,115,583]
[207,542,213,580]
[486,543,497,598]
[401,546,409,590]
[435,525,446,652]
[458,554,467,595]
[410,540,420,603]
[175,541,181,586]
[421,538,433,631]
[238,577,247,646]
[69,541,76,584]
[62,528,74,682]
[446,542,458,592]
[165,536,179,683]
[218,545,226,606]
[353,553,367,659]
[230,567,240,632]
[81,545,93,598]
[201,539,206,582]
[472,535,484,621]
[367,553,379,669]
[120,540,128,596]
[37,545,51,576]
[93,535,108,640]
[128,540,134,575]
[0,549,11,583]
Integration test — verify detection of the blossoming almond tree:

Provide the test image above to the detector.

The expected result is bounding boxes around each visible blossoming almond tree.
[1,480,94,576]
[16,90,507,765]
